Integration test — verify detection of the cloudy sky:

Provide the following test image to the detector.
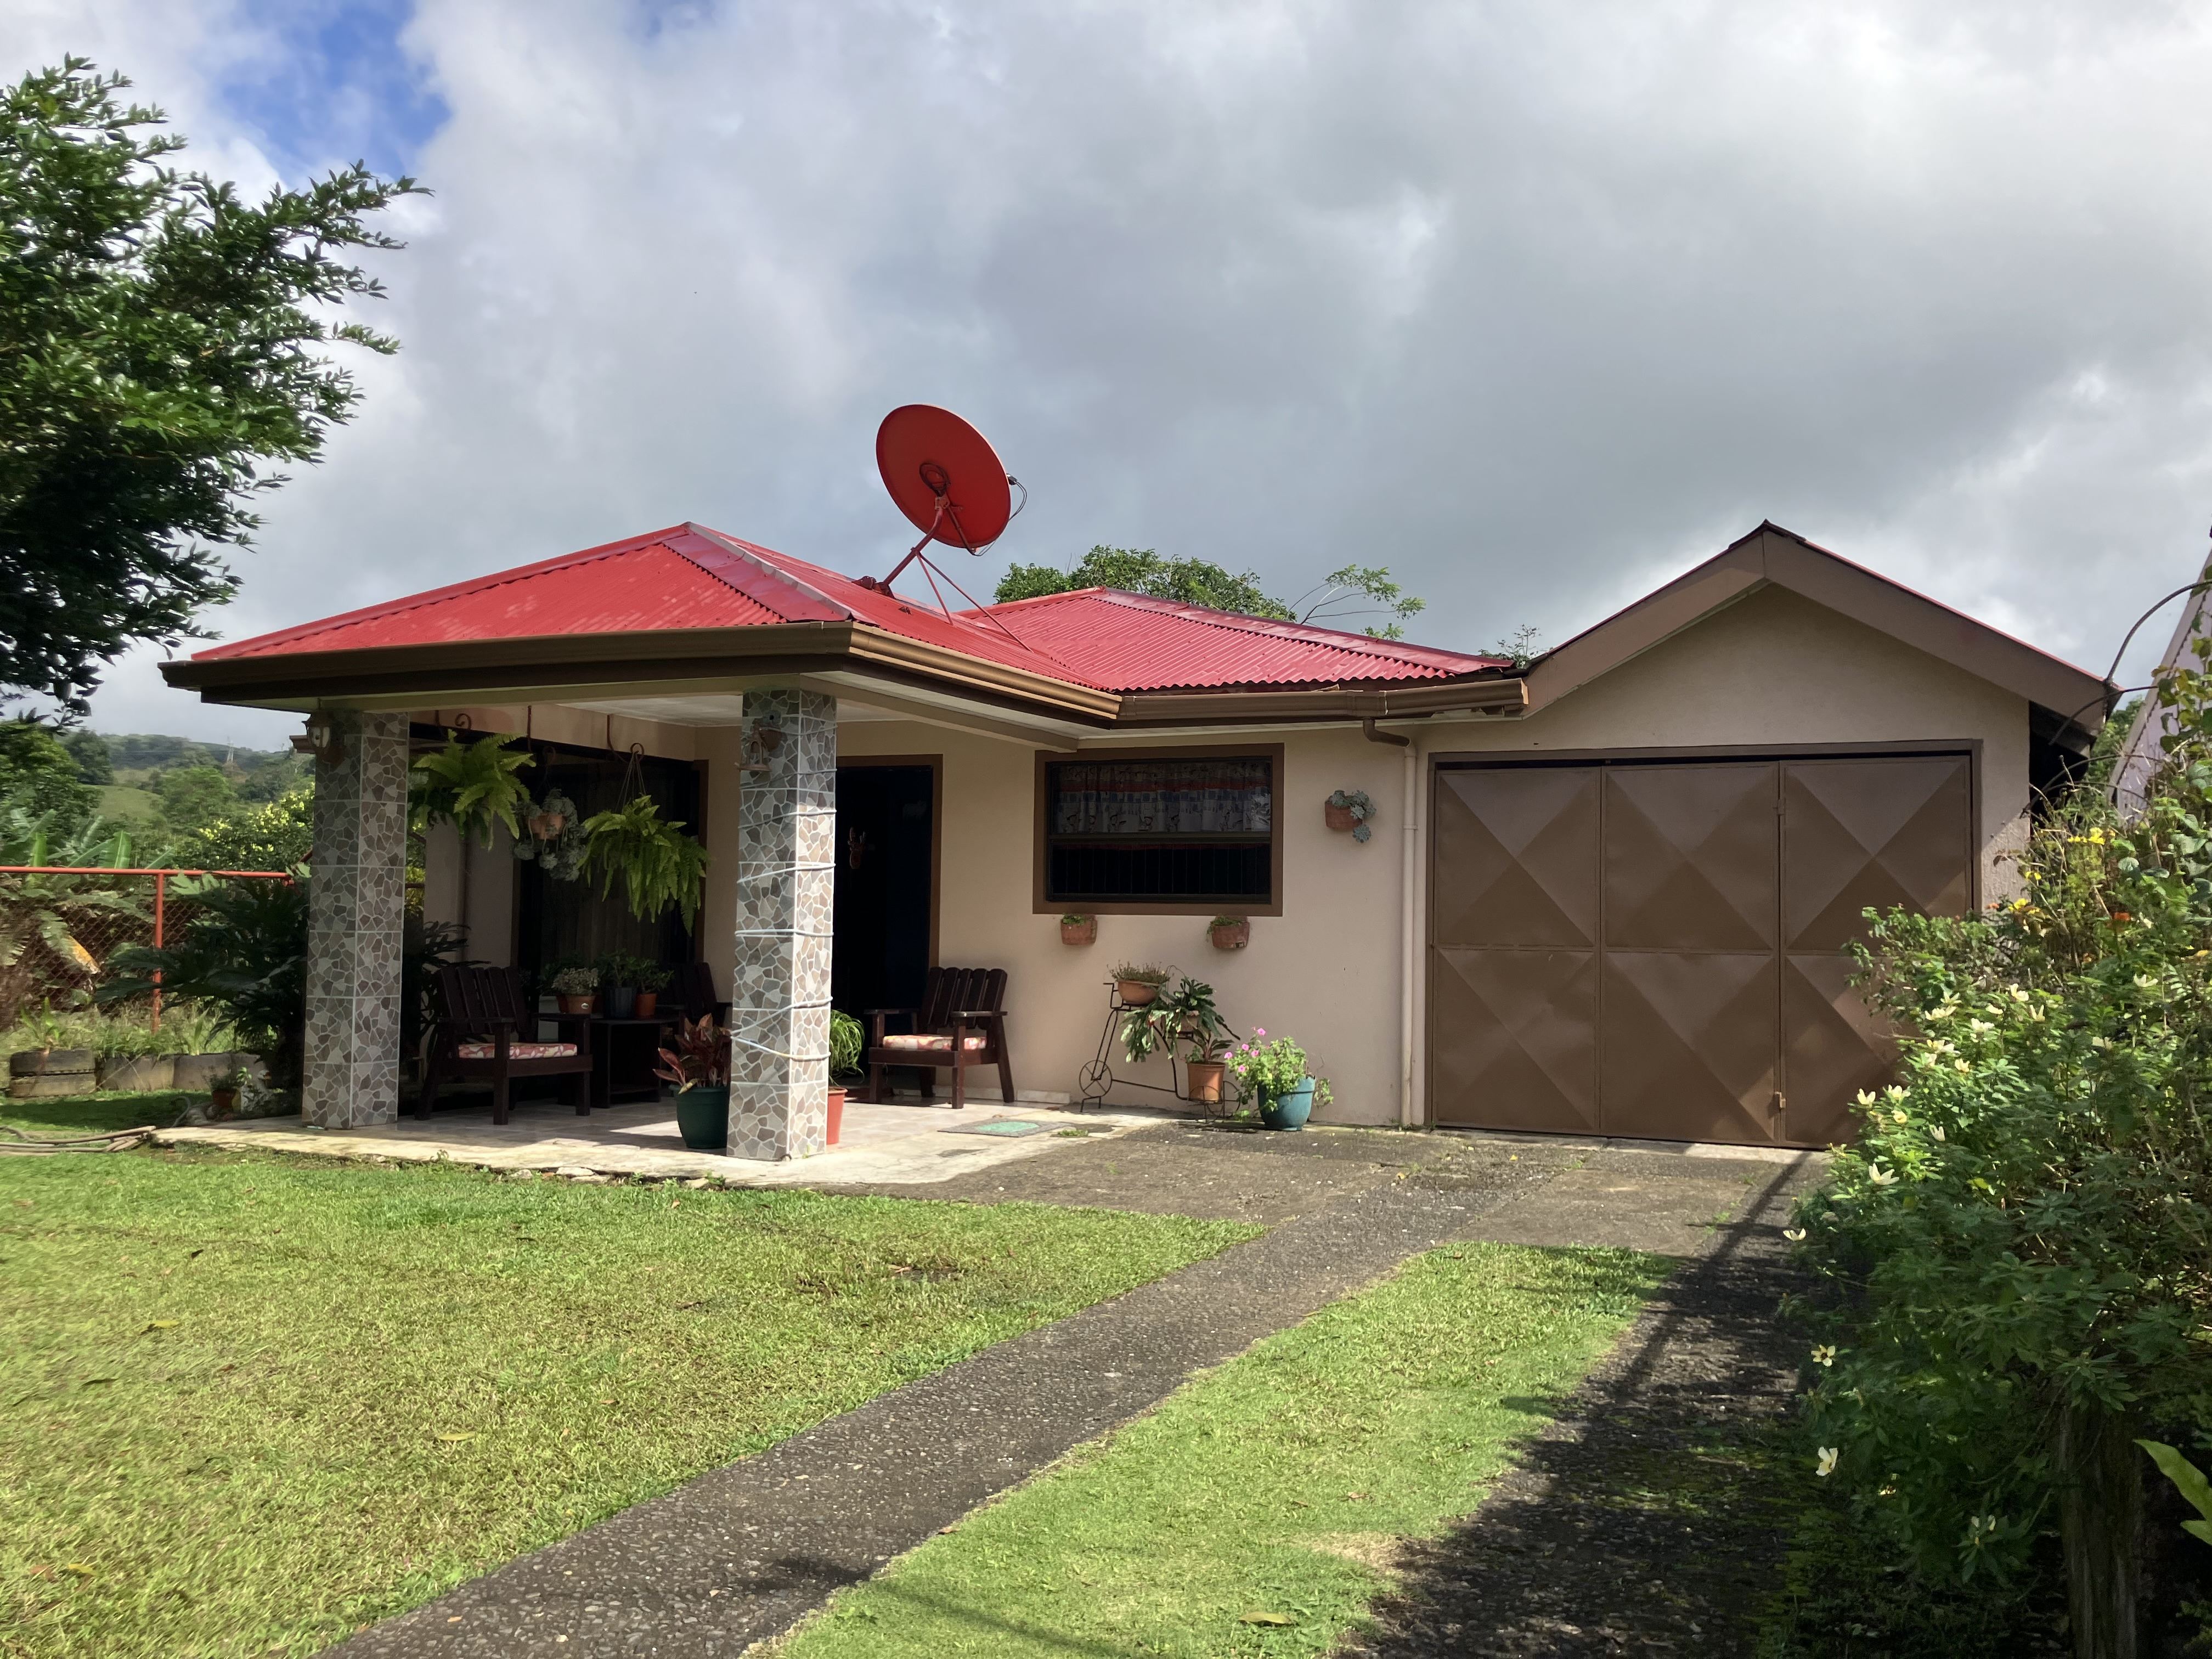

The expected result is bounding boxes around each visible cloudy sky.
[10,0,2212,744]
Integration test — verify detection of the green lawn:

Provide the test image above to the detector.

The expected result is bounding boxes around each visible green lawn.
[777,1242,1671,1658]
[2,1091,194,1139]
[1,1148,1255,1659]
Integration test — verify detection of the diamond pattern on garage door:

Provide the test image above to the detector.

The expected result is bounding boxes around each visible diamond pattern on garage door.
[1430,947,1599,1133]
[1604,764,1779,952]
[1432,768,1599,948]
[1784,758,1972,950]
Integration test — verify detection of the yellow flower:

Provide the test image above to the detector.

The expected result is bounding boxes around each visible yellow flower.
[1812,1345,1837,1367]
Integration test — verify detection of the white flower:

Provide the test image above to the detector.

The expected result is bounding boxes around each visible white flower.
[1968,1019,1995,1034]
[1854,1088,1876,1107]
[1892,1109,1909,1125]
[1816,1446,1839,1477]
[2007,985,2030,1003]
[1784,1226,1807,1243]
[1955,1059,1972,1073]
[1812,1345,1836,1367]
[2092,1036,2115,1051]
[2135,974,2158,990]
[1866,1164,1899,1187]
[1930,1125,1945,1142]
[2026,1005,2046,1022]
[1925,1005,1954,1021]
[1884,1086,1908,1102]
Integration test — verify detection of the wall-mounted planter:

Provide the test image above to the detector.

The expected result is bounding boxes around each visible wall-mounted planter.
[1209,917,1249,951]
[1325,789,1375,843]
[1060,915,1097,947]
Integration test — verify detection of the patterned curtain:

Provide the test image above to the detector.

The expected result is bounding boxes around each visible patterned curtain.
[1051,758,1273,836]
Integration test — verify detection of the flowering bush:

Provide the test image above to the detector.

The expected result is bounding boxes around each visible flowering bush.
[1222,1029,1331,1107]
[1792,647,2212,1633]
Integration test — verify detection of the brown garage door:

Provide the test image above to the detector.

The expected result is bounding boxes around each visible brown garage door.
[1428,753,1971,1147]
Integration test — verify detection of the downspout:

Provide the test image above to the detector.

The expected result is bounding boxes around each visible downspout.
[1360,718,1418,1130]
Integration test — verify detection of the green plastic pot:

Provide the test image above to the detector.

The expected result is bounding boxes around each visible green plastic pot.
[674,1084,730,1151]
[1260,1078,1315,1131]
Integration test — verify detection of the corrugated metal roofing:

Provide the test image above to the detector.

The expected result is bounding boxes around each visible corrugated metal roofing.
[194,522,1506,695]
[967,588,1505,691]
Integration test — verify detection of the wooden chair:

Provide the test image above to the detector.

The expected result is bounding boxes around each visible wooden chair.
[419,965,594,1125]
[863,966,1014,1110]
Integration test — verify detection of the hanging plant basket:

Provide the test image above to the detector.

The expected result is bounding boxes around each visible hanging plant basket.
[1060,914,1097,946]
[1209,916,1249,951]
[1325,789,1375,843]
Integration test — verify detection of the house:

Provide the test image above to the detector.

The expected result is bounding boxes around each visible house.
[162,520,2112,1156]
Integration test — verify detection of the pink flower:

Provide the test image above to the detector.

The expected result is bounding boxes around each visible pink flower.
[1254,1028,1266,1038]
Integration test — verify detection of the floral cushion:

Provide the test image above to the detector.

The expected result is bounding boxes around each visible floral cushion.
[456,1041,578,1060]
[877,1032,989,1053]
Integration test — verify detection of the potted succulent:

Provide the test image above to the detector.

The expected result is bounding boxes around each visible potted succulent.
[1059,913,1097,947]
[1208,915,1249,951]
[654,1013,732,1150]
[829,1008,865,1146]
[634,962,673,1020]
[1224,1029,1333,1130]
[550,963,600,1016]
[1325,788,1375,843]
[208,1067,242,1120]
[1110,962,1172,1007]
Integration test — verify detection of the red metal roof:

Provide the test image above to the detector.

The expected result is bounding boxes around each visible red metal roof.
[194,522,1506,695]
[971,588,1504,691]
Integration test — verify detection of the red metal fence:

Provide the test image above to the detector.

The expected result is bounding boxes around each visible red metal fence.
[0,866,293,1030]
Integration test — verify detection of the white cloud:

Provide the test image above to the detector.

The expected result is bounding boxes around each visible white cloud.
[8,0,2212,741]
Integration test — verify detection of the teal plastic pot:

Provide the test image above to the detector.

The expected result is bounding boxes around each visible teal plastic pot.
[1260,1079,1315,1131]
[674,1084,730,1150]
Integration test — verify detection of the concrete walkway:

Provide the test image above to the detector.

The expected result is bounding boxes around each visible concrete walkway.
[319,1124,1814,1657]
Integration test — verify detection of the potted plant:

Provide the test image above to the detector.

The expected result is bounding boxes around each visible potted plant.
[1165,977,1235,1104]
[1059,913,1097,947]
[208,1067,242,1120]
[829,1008,865,1146]
[635,962,673,1020]
[581,795,710,927]
[1208,915,1249,951]
[1224,1029,1333,1130]
[1325,789,1375,843]
[1110,962,1172,1007]
[550,964,600,1016]
[597,953,654,1019]
[654,1014,731,1150]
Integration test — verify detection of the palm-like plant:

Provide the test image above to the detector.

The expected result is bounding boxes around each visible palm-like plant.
[0,810,148,1021]
[100,875,309,1088]
[409,732,534,848]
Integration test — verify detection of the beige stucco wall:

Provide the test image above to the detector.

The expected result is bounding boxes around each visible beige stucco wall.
[834,583,2030,1128]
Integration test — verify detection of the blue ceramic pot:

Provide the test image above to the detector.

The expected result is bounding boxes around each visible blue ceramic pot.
[674,1084,730,1150]
[1261,1078,1315,1131]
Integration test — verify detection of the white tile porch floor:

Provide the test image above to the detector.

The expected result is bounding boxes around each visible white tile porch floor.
[156,1094,1156,1186]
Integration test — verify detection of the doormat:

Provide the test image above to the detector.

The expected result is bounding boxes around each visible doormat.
[940,1118,1053,1138]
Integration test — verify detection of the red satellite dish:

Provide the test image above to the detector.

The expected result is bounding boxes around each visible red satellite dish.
[876,404,1015,552]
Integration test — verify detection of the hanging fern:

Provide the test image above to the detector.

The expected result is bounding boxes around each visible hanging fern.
[581,795,709,928]
[409,733,535,849]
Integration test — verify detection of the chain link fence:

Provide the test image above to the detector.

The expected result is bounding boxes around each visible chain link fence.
[0,866,293,1032]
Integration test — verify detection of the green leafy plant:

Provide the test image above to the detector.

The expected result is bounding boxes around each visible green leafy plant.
[1789,629,2212,1618]
[830,1008,866,1078]
[1223,1029,1330,1108]
[595,952,657,991]
[1059,913,1092,927]
[548,965,598,996]
[0,809,148,1022]
[2138,1441,2212,1550]
[635,962,674,994]
[653,1013,729,1093]
[98,876,308,1088]
[580,795,708,928]
[1122,975,1233,1067]
[409,733,535,849]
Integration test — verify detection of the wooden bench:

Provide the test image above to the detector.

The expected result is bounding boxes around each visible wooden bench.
[862,966,1013,1111]
[419,965,594,1124]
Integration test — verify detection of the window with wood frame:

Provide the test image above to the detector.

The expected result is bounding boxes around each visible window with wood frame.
[1038,751,1279,911]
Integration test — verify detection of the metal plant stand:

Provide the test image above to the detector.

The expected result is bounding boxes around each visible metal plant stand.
[1075,983,1239,1115]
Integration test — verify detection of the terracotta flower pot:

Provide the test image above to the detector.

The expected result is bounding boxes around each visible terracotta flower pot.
[826,1086,846,1147]
[1324,802,1359,833]
[1209,920,1249,950]
[1116,979,1161,1007]
[1184,1060,1226,1103]
[1060,917,1097,946]
[210,1087,239,1120]
[635,991,659,1018]
[558,993,598,1015]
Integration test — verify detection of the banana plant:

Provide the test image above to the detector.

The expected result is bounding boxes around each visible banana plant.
[0,810,148,1002]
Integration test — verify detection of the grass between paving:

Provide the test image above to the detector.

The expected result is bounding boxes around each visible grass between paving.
[774,1240,1672,1658]
[0,1146,1256,1659]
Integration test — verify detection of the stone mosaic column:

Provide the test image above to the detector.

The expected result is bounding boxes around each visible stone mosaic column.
[302,710,409,1128]
[728,689,837,1159]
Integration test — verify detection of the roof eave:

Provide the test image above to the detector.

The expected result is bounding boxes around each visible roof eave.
[1111,676,1528,727]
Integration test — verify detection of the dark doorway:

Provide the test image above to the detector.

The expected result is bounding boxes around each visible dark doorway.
[833,762,936,1020]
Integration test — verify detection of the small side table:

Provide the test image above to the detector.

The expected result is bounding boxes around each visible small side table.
[588,1015,681,1109]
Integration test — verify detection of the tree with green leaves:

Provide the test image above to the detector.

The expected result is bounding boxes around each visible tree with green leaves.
[0,718,95,827]
[0,58,424,713]
[996,546,1427,639]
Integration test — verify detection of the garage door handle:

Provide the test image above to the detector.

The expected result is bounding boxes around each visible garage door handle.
[1769,1091,1786,1117]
